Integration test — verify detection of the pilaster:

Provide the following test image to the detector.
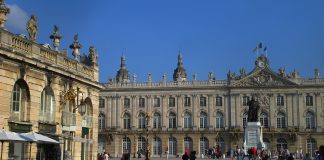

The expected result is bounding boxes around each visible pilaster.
[176,95,183,129]
[131,95,137,129]
[192,94,198,130]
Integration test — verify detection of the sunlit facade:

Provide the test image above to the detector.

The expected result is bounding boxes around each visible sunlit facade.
[98,52,324,158]
[0,1,101,159]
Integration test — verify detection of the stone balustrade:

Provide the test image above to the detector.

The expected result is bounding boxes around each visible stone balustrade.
[0,29,95,80]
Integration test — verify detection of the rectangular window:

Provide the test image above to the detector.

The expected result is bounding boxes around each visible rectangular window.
[124,98,130,108]
[216,96,222,106]
[184,97,191,107]
[99,98,105,108]
[200,97,206,107]
[139,98,145,107]
[169,97,175,107]
[153,98,160,107]
[242,96,250,106]
[277,96,284,106]
[306,95,313,106]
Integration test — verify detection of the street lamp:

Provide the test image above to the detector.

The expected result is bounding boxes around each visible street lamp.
[73,87,86,115]
[145,112,151,160]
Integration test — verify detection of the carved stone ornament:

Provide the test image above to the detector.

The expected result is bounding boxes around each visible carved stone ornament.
[234,69,296,87]
[254,93,270,107]
[60,89,76,105]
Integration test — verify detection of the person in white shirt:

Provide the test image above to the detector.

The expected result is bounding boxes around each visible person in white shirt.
[104,152,109,160]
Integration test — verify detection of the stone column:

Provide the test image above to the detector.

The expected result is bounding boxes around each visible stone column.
[161,95,167,130]
[106,96,112,128]
[146,95,152,127]
[315,92,321,131]
[298,93,305,128]
[131,95,137,129]
[177,95,183,129]
[287,94,293,127]
[269,94,276,128]
[208,94,213,129]
[111,96,116,128]
[224,94,229,130]
[192,94,198,130]
[116,95,121,129]
[292,93,299,127]
[235,94,242,127]
[229,94,236,128]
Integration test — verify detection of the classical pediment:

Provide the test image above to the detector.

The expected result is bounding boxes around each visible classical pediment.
[232,67,297,87]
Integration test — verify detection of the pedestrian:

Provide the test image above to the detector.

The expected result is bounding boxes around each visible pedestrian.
[315,146,324,160]
[189,151,196,160]
[104,152,109,160]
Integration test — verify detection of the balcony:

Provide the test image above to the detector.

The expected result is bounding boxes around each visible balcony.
[39,112,55,124]
[62,111,76,131]
[82,115,93,128]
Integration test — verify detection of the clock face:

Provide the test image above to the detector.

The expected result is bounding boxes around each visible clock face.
[258,61,265,68]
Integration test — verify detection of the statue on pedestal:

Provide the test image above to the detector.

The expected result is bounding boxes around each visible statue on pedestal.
[27,15,38,41]
[247,96,260,122]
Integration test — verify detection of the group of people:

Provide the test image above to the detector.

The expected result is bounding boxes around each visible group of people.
[97,152,109,160]
[204,145,223,159]
[182,148,197,160]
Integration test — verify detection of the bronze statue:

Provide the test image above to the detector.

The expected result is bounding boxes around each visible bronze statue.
[27,15,38,41]
[247,96,260,122]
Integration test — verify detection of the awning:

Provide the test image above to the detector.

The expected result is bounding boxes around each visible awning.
[20,132,59,144]
[0,129,26,142]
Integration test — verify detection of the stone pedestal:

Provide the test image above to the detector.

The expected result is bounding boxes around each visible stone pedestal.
[243,122,265,151]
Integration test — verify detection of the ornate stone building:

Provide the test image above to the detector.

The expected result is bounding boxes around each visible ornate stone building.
[0,1,101,159]
[99,52,324,158]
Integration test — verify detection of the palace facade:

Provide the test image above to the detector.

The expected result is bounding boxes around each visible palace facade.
[99,53,324,158]
[0,1,101,159]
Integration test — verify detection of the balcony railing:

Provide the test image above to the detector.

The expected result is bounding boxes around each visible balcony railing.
[9,112,21,122]
[82,115,93,128]
[62,111,76,126]
[0,29,96,81]
[39,112,55,124]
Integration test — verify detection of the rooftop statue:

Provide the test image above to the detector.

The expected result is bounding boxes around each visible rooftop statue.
[247,96,260,122]
[27,15,38,41]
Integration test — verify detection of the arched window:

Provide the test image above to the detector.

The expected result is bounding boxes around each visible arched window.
[306,112,316,129]
[138,113,146,129]
[200,112,208,128]
[215,137,224,151]
[153,113,161,128]
[200,137,209,156]
[138,137,146,154]
[40,86,55,123]
[12,83,21,112]
[276,138,287,152]
[168,137,177,156]
[215,112,224,128]
[11,80,29,121]
[122,137,131,154]
[169,112,177,128]
[243,112,248,127]
[98,113,105,129]
[123,113,131,129]
[184,112,192,128]
[260,112,269,128]
[306,138,316,155]
[153,137,162,156]
[277,113,286,128]
[184,137,193,152]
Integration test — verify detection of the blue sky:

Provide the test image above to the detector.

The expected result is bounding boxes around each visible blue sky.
[6,0,324,83]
